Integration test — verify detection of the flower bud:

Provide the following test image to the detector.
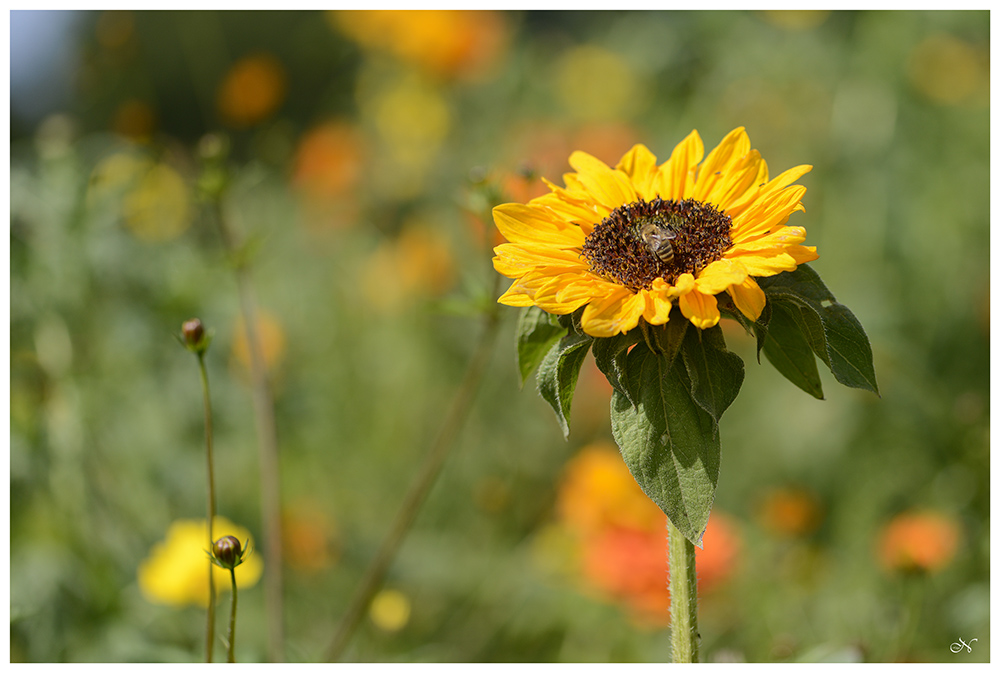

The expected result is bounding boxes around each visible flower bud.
[180,318,212,355]
[212,535,244,570]
[182,318,204,344]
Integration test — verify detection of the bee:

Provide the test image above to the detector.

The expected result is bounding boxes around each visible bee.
[639,221,678,264]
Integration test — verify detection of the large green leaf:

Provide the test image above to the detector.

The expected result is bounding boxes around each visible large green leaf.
[759,265,879,395]
[515,307,566,387]
[680,324,745,422]
[610,340,721,547]
[536,331,593,438]
[592,330,640,405]
[757,303,824,399]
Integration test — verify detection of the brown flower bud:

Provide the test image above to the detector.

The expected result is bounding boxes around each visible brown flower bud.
[212,535,244,570]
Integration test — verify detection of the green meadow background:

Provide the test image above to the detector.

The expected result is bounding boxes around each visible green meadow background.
[9,10,989,663]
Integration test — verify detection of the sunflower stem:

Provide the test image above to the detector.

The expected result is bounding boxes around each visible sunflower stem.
[197,352,217,663]
[668,517,700,663]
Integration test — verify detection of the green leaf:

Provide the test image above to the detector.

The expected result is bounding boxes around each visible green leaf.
[610,341,721,547]
[758,303,824,399]
[680,324,745,422]
[817,302,880,395]
[647,317,689,373]
[515,307,566,387]
[592,330,640,405]
[536,331,593,438]
[759,264,879,395]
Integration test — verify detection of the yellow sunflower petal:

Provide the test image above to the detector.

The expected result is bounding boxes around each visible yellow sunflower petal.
[492,243,587,278]
[615,144,659,200]
[759,164,812,196]
[654,130,704,200]
[708,150,766,212]
[730,185,808,241]
[568,151,637,210]
[787,244,819,264]
[726,250,798,277]
[529,191,602,234]
[728,276,766,321]
[694,258,749,295]
[497,279,538,307]
[679,289,720,329]
[691,127,751,201]
[580,287,646,337]
[493,203,587,248]
[729,225,808,254]
[641,279,673,324]
[668,272,696,298]
[534,273,614,314]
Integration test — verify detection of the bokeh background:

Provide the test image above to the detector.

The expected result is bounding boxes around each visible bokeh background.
[9,10,989,663]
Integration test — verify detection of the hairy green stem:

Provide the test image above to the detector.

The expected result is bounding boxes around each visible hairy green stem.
[668,518,700,663]
[324,278,502,662]
[227,567,238,663]
[198,353,217,663]
[211,200,286,661]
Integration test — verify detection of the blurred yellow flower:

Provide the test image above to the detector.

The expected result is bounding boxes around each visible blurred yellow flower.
[372,74,450,167]
[553,45,642,122]
[362,221,455,312]
[231,310,287,376]
[877,510,961,574]
[330,10,507,80]
[138,517,263,608]
[759,10,830,31]
[121,162,191,242]
[493,127,817,336]
[908,34,988,106]
[217,53,287,128]
[369,589,411,632]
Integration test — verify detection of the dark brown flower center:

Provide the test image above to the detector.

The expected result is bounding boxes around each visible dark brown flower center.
[580,197,733,290]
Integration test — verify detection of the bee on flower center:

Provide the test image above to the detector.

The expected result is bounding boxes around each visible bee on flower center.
[639,221,678,264]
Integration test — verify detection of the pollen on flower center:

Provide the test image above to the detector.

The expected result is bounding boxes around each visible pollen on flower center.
[580,197,734,290]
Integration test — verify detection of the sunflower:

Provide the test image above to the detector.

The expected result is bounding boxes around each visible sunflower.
[492,128,818,337]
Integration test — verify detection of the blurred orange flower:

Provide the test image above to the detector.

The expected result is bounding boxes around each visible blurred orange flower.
[330,10,507,80]
[555,442,741,624]
[293,121,367,198]
[757,487,823,537]
[293,120,367,231]
[231,310,287,376]
[111,99,156,141]
[217,53,287,128]
[877,510,961,574]
[362,221,455,312]
[282,500,338,574]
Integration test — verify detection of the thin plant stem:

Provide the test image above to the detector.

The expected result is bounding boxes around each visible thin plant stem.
[227,567,239,663]
[668,518,700,663]
[324,277,502,662]
[197,353,217,663]
[210,200,286,661]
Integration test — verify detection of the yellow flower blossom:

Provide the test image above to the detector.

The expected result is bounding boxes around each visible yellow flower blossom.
[492,128,817,337]
[138,517,263,608]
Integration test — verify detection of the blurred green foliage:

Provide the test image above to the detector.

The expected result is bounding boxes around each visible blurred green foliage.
[9,10,989,663]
